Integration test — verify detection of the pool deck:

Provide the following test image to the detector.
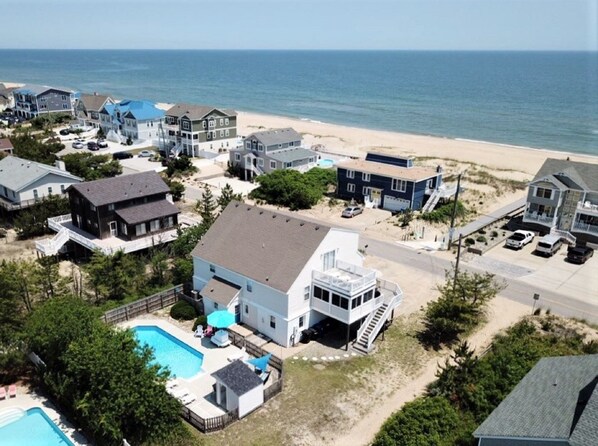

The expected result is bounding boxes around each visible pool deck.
[121,317,245,418]
[0,386,91,445]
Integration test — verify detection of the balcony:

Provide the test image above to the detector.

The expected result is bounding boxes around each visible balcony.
[36,214,201,256]
[572,221,598,235]
[576,201,598,217]
[522,212,555,226]
[312,260,376,296]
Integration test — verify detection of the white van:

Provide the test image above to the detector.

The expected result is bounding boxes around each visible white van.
[535,234,562,257]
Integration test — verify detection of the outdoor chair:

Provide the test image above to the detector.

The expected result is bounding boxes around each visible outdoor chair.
[0,386,6,399]
[8,384,17,398]
[204,325,214,337]
[193,325,204,338]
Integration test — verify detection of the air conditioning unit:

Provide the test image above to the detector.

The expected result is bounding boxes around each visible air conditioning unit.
[190,290,199,301]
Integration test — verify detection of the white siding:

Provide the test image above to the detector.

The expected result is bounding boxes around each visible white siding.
[16,172,80,203]
[238,385,264,418]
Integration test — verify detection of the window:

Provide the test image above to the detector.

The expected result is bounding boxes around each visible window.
[61,95,67,100]
[219,118,224,126]
[150,219,160,232]
[60,184,66,194]
[258,158,264,167]
[182,121,190,130]
[165,216,174,227]
[209,120,215,128]
[535,187,552,199]
[90,204,96,211]
[278,144,282,148]
[363,186,371,196]
[122,223,128,235]
[289,141,294,147]
[270,316,276,329]
[299,316,304,328]
[362,173,371,182]
[340,297,349,310]
[363,289,374,303]
[202,121,206,128]
[220,130,224,137]
[246,141,251,149]
[235,153,241,161]
[108,203,115,211]
[214,302,219,310]
[304,286,310,301]
[391,178,407,192]
[47,186,52,194]
[62,104,68,109]
[225,129,230,136]
[347,183,355,193]
[258,144,264,152]
[427,179,433,188]
[308,157,314,163]
[270,160,277,169]
[331,293,341,307]
[313,286,322,299]
[225,118,229,125]
[351,295,362,309]
[284,162,292,168]
[322,250,336,271]
[346,170,355,179]
[321,289,330,303]
[135,223,147,236]
[245,304,249,314]
[209,264,215,273]
[246,281,253,292]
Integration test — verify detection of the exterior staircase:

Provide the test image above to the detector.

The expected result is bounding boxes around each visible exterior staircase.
[550,227,576,245]
[422,189,443,213]
[353,280,403,353]
[35,227,69,256]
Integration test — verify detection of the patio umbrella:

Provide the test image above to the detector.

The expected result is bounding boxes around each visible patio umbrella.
[247,353,272,372]
[207,310,236,329]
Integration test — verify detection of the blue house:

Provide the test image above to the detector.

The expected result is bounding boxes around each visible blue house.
[99,99,164,143]
[337,153,443,212]
[12,84,79,119]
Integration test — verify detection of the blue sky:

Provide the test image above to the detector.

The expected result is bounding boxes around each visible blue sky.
[1,0,596,50]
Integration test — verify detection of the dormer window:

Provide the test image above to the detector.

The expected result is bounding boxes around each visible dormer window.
[535,187,553,199]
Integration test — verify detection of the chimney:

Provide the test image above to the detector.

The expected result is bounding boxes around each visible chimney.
[55,160,66,171]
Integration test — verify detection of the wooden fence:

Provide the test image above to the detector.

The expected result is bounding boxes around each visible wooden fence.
[181,406,239,433]
[102,284,183,325]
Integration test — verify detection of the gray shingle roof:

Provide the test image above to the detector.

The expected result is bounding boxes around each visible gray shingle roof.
[191,202,331,293]
[115,199,179,225]
[0,156,81,191]
[474,355,598,444]
[200,276,241,307]
[569,384,598,446]
[70,171,170,207]
[247,128,302,147]
[14,84,75,96]
[166,103,236,120]
[78,93,112,112]
[268,147,318,163]
[212,360,263,396]
[534,158,598,192]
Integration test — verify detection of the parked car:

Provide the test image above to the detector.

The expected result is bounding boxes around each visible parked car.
[87,141,99,151]
[535,234,563,257]
[566,245,594,264]
[138,150,154,158]
[59,128,71,136]
[342,206,363,218]
[72,141,85,149]
[505,230,535,249]
[97,139,108,149]
[113,151,133,160]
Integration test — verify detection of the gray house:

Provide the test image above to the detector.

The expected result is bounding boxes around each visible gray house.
[229,128,318,179]
[76,93,115,128]
[163,103,238,158]
[12,84,78,119]
[522,158,598,245]
[474,354,598,446]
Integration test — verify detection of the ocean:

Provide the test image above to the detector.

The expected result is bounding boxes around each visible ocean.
[0,50,596,155]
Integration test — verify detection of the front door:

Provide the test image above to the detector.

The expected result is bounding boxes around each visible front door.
[371,188,382,207]
[109,221,117,237]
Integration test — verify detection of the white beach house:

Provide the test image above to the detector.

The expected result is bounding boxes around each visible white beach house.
[191,202,403,352]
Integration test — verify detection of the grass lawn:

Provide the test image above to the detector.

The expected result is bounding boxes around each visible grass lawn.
[197,313,437,446]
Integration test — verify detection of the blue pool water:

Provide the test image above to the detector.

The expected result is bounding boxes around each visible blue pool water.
[0,407,74,446]
[318,159,335,167]
[133,325,204,379]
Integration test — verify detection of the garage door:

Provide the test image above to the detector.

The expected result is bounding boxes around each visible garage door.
[383,195,411,212]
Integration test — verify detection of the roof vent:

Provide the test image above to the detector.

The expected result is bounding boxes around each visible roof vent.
[300,222,304,226]
[286,218,290,222]
[259,211,264,215]
[265,276,269,281]
[315,226,320,230]
[272,215,276,218]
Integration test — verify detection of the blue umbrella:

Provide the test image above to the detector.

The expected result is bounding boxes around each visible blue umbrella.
[207,310,236,329]
[247,353,272,372]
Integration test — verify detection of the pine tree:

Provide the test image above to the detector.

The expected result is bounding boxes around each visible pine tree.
[196,184,217,228]
[217,183,243,211]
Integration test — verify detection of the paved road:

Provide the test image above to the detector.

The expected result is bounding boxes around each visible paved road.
[360,235,598,324]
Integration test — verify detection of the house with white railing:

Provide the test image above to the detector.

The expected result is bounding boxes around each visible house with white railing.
[191,202,402,352]
[522,158,598,245]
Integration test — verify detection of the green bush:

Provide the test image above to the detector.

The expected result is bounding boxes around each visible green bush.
[420,200,467,224]
[490,230,499,238]
[476,235,487,243]
[169,301,197,320]
[464,237,476,246]
[193,315,208,331]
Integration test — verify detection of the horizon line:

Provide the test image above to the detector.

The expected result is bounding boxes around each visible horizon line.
[0,48,596,52]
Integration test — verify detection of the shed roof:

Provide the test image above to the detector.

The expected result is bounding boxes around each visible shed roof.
[337,159,439,182]
[212,360,263,396]
[474,355,598,444]
[191,202,331,293]
[200,276,241,307]
[268,147,317,163]
[115,199,179,225]
[0,156,81,192]
[533,158,598,192]
[247,128,302,147]
[70,171,170,206]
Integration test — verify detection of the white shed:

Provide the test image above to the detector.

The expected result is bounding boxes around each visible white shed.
[212,360,264,418]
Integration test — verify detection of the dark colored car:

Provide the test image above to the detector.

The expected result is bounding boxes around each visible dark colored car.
[566,246,594,264]
[87,141,99,151]
[59,129,71,136]
[113,151,133,160]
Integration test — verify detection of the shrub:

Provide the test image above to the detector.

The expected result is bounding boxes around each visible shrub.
[491,230,499,238]
[170,301,197,320]
[465,237,476,246]
[193,315,208,331]
[478,229,486,235]
[476,235,487,243]
[420,200,467,224]
[533,307,542,316]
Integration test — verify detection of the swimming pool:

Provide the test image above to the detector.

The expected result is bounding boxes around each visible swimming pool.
[0,407,74,446]
[318,158,335,168]
[133,325,204,379]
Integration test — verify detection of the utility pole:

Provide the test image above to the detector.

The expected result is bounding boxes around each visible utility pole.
[453,233,463,288]
[447,172,463,248]
[531,293,540,315]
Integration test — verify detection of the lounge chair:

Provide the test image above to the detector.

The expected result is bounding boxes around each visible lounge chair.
[8,384,16,398]
[203,325,214,337]
[179,393,197,406]
[0,387,6,400]
[259,370,271,384]
[166,379,178,391]
[193,325,204,338]
[227,347,248,362]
